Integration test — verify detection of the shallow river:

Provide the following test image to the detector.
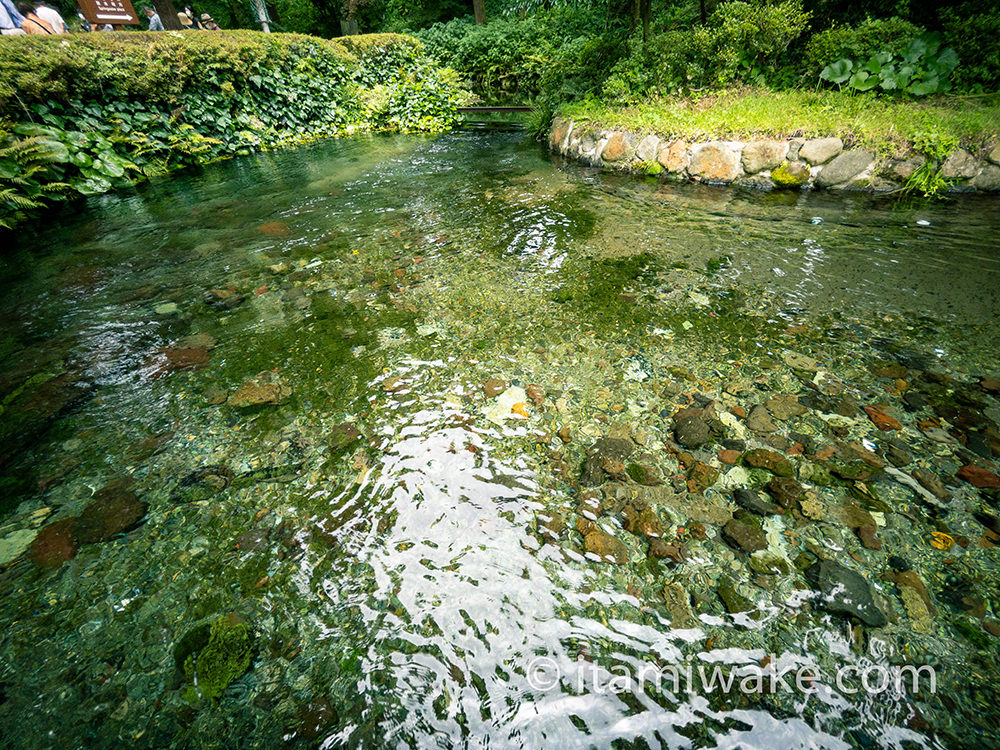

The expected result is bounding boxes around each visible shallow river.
[1,129,1000,749]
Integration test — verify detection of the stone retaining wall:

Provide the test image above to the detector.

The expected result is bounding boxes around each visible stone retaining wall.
[548,118,1000,193]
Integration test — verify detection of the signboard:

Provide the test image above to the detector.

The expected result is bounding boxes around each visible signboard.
[78,0,139,25]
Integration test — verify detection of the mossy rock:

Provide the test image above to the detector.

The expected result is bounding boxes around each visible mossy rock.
[771,161,810,188]
[176,614,253,702]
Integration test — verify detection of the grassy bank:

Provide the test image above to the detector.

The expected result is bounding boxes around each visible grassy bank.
[559,89,1000,157]
[0,32,467,230]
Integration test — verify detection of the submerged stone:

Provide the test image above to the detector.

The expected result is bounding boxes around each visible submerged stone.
[177,613,254,702]
[807,560,887,627]
[743,449,793,477]
[674,415,711,447]
[75,480,148,545]
[230,371,292,407]
[722,515,767,553]
[662,582,697,628]
[732,488,782,516]
[580,437,634,486]
[583,529,629,564]
[28,517,78,568]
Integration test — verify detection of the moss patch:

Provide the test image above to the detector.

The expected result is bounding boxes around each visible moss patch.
[178,614,253,702]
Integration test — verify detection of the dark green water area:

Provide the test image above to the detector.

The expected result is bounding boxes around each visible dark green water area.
[1,129,1000,749]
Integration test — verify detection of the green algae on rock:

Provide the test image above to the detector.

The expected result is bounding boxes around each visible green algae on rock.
[177,614,254,703]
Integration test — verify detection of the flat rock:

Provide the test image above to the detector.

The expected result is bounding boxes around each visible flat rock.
[782,351,819,371]
[601,132,636,162]
[28,518,78,568]
[746,404,777,433]
[743,449,793,476]
[815,150,874,188]
[807,560,887,627]
[688,142,742,182]
[230,371,292,407]
[662,582,697,628]
[864,405,902,431]
[75,480,148,545]
[583,529,629,564]
[900,586,934,634]
[657,140,688,172]
[621,502,664,538]
[799,137,843,165]
[675,415,711,447]
[958,464,1000,488]
[205,288,246,310]
[732,487,782,516]
[911,468,950,501]
[648,538,684,565]
[635,134,660,162]
[722,516,767,553]
[482,376,507,398]
[0,528,38,566]
[941,149,978,179]
[765,476,804,509]
[765,393,807,421]
[971,165,1000,191]
[742,140,788,173]
[717,576,754,614]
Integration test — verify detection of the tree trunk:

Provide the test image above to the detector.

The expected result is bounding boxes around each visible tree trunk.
[153,0,182,29]
[699,0,707,25]
[473,0,486,25]
[641,0,651,41]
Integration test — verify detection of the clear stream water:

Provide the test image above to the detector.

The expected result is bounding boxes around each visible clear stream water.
[1,128,999,749]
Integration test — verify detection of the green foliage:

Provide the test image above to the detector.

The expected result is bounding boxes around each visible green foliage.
[940,4,1000,91]
[803,16,924,79]
[416,8,624,102]
[818,32,958,96]
[0,32,466,229]
[603,0,811,102]
[0,126,70,229]
[181,615,253,702]
[904,128,958,198]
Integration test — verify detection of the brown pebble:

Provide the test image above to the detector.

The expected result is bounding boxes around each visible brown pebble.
[856,524,882,550]
[482,376,506,398]
[557,427,572,443]
[718,449,740,465]
[984,619,1000,637]
[525,384,545,406]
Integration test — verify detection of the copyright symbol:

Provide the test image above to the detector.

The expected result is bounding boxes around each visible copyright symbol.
[526,656,560,691]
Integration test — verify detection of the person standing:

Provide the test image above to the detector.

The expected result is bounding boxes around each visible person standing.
[34,0,66,32]
[0,0,26,34]
[143,5,163,30]
[16,2,54,33]
[198,12,218,29]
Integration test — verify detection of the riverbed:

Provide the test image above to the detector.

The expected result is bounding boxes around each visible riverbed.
[1,128,999,749]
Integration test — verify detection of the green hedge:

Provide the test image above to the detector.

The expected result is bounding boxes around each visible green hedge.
[0,31,467,229]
